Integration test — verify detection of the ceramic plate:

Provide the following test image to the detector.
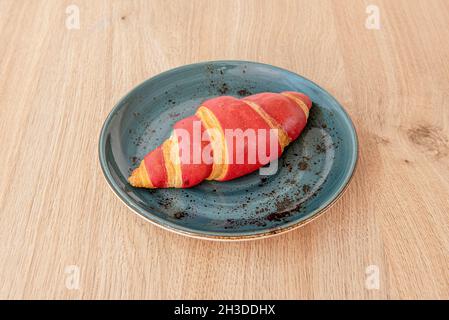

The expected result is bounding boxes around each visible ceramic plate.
[99,61,358,240]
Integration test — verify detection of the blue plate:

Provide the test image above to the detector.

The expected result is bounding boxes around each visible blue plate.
[99,61,358,240]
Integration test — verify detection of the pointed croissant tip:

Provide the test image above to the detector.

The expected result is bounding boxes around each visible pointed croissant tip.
[281,91,312,109]
[128,167,143,187]
[299,93,312,109]
[128,161,154,188]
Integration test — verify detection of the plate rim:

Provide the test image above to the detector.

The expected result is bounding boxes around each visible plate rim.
[98,60,359,241]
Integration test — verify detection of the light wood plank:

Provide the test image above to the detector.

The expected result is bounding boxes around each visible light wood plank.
[0,0,447,299]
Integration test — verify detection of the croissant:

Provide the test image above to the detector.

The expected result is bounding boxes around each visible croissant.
[129,91,312,188]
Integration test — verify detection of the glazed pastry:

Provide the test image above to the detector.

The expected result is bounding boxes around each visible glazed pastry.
[129,91,312,188]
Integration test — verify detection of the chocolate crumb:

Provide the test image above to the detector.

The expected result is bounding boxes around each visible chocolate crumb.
[218,83,229,94]
[275,197,292,212]
[174,212,187,219]
[316,142,326,154]
[169,112,180,118]
[237,89,252,97]
[266,211,291,221]
[298,161,309,170]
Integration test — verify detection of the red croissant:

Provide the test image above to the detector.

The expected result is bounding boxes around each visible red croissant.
[129,91,312,188]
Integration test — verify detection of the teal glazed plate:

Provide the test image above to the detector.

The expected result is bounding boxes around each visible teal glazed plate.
[99,61,358,241]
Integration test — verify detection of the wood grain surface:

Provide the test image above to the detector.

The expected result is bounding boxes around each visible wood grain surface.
[0,0,448,299]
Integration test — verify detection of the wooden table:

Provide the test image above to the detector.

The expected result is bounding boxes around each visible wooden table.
[0,0,448,299]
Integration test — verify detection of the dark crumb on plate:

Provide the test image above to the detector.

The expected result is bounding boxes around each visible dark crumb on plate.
[315,142,326,154]
[265,211,292,222]
[275,197,293,212]
[298,161,309,170]
[174,212,187,219]
[258,177,268,187]
[206,65,214,74]
[302,184,311,193]
[264,197,303,222]
[157,197,176,209]
[218,83,229,94]
[168,112,180,118]
[237,89,252,97]
[224,217,267,229]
